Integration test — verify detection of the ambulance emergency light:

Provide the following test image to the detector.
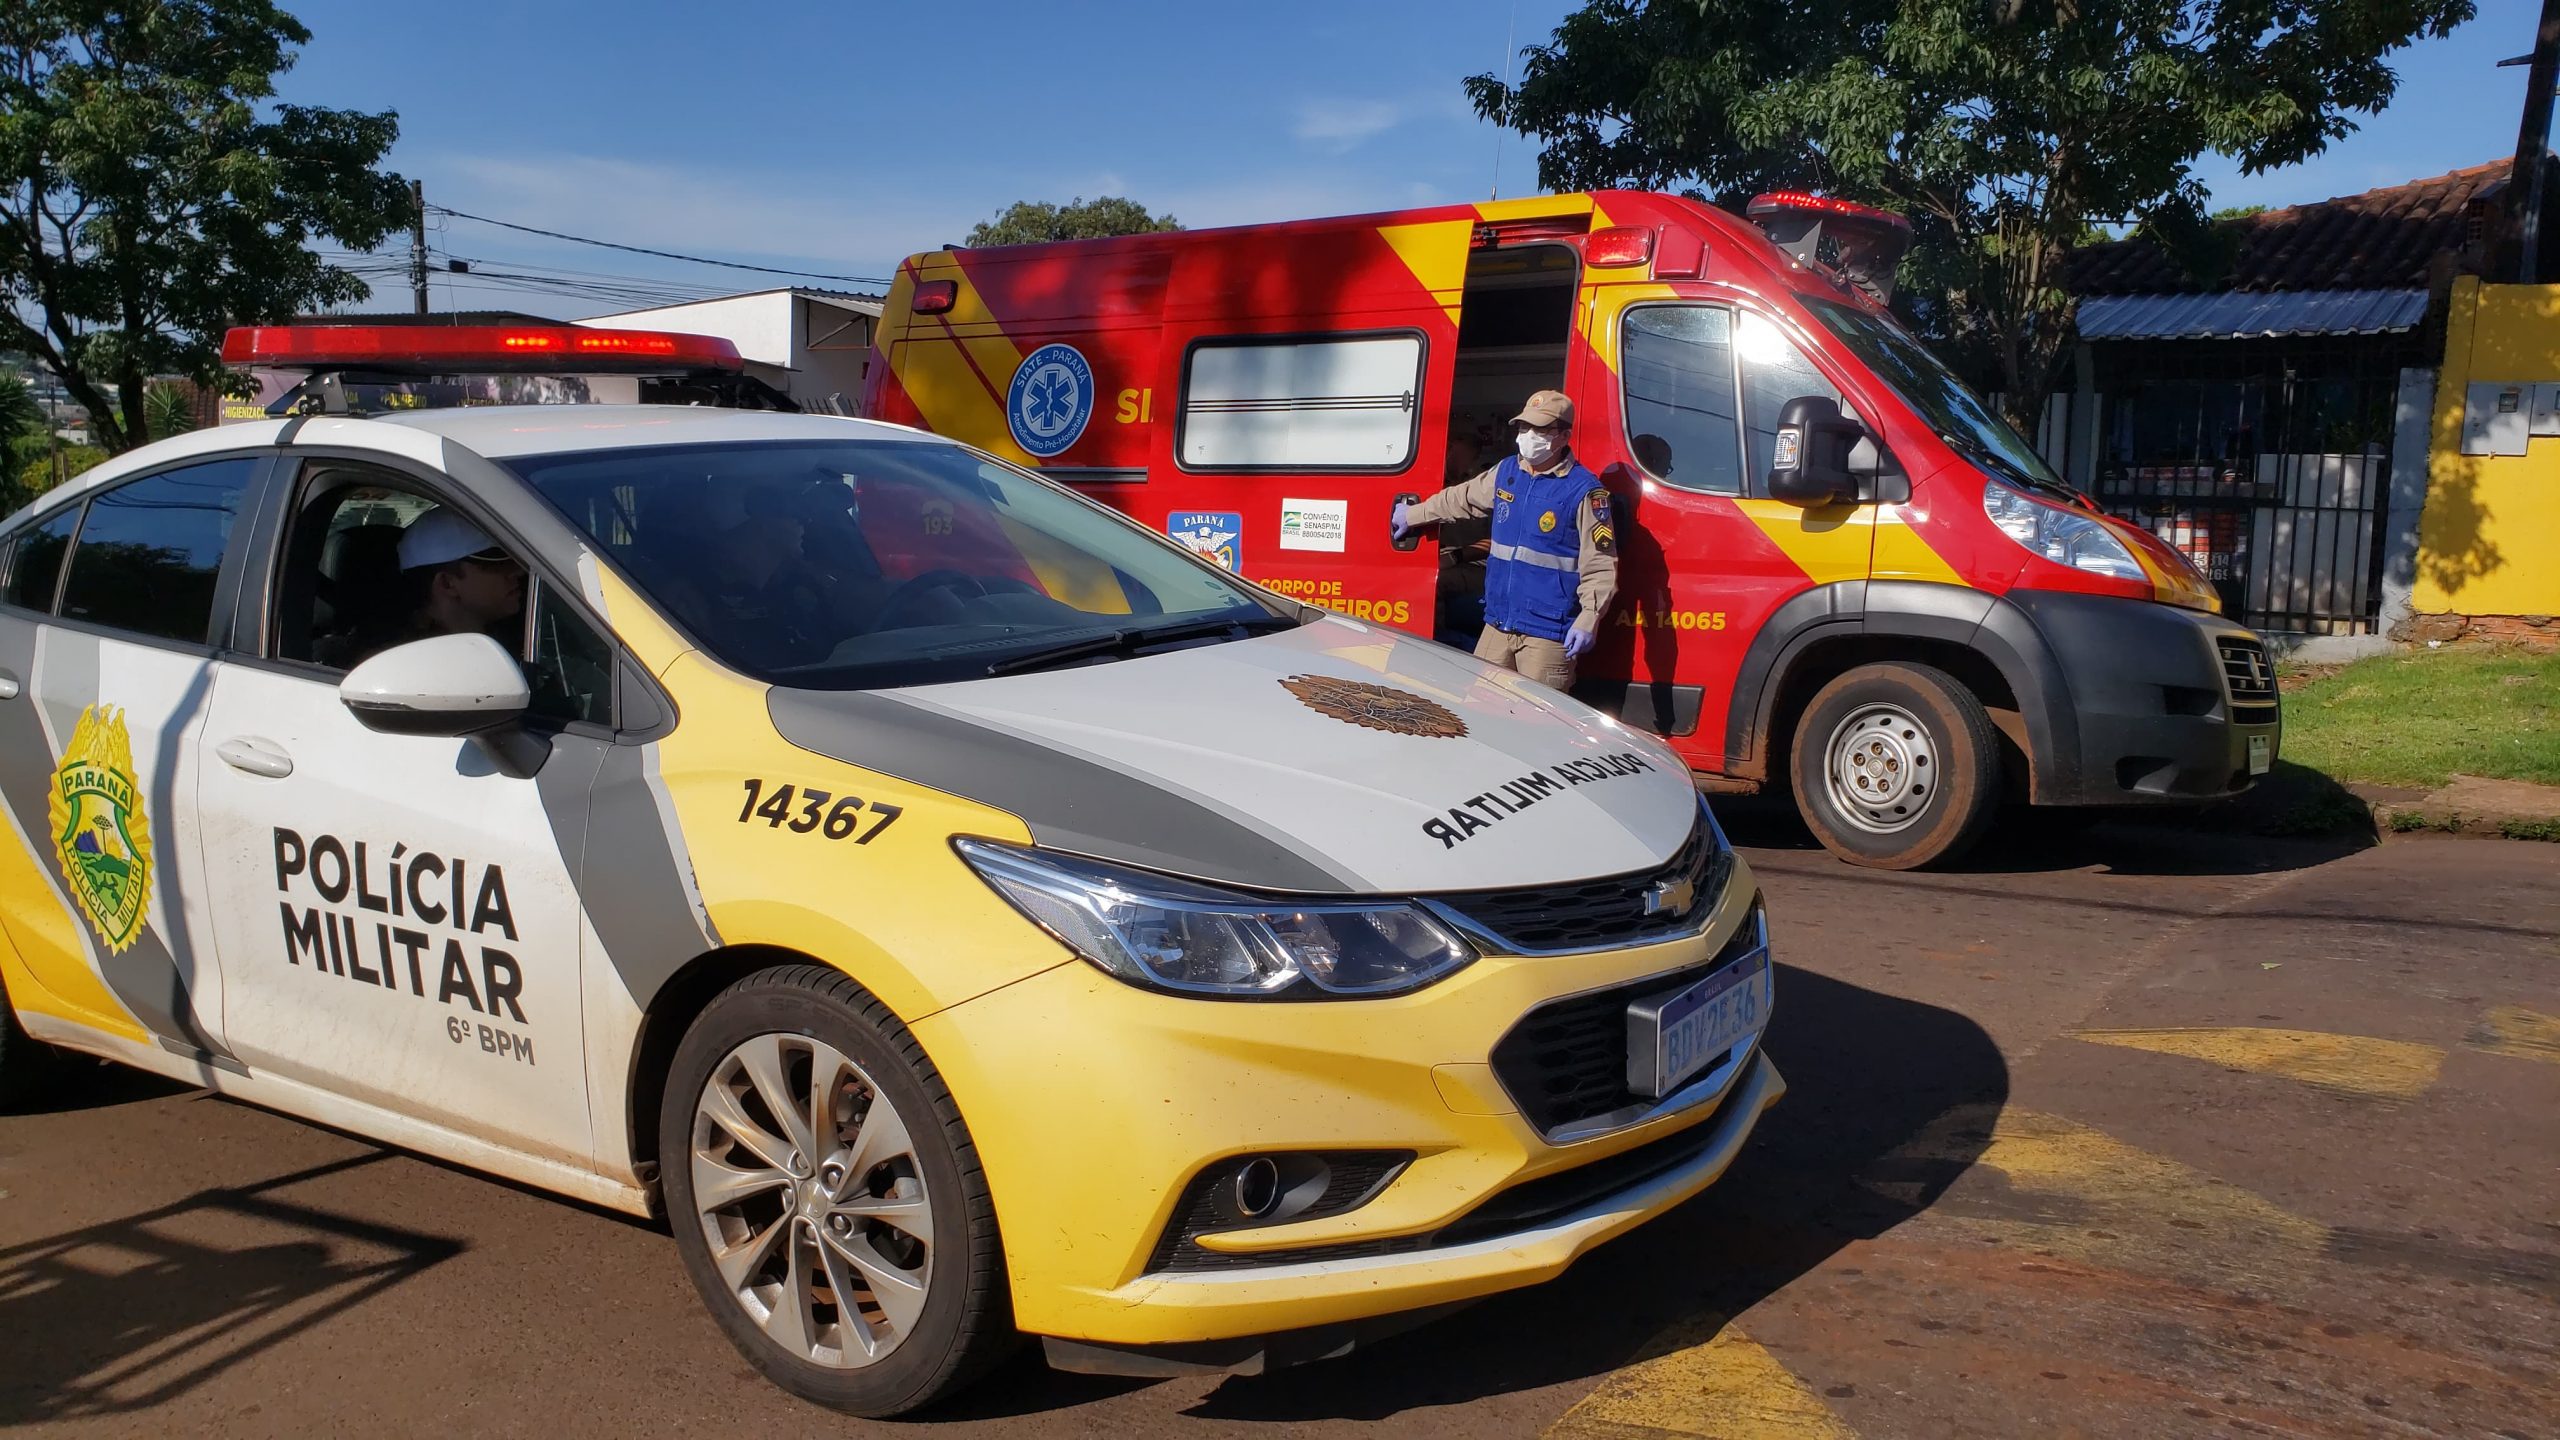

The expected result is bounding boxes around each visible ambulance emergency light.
[1745,192,1914,306]
[221,324,747,374]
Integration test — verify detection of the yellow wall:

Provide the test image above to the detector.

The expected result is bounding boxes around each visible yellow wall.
[2414,277,2560,616]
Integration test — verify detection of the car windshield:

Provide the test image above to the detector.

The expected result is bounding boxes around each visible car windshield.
[1802,298,2073,496]
[509,437,1296,689]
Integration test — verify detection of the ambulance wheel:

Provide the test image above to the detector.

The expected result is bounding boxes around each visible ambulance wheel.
[660,965,1012,1416]
[1791,662,2000,871]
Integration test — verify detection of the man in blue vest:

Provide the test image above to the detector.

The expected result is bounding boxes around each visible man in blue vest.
[1391,390,1618,690]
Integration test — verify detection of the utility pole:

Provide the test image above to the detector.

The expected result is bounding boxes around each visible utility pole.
[410,179,430,315]
[2503,0,2560,282]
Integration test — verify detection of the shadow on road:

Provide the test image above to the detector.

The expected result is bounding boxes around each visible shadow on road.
[1714,786,2376,879]
[1148,962,2009,1424]
[0,1052,194,1117]
[0,1152,464,1424]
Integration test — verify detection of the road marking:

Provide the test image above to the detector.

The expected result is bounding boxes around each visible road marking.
[1867,1105,2328,1265]
[2070,1026,2444,1098]
[1545,1317,1855,1440]
[2468,1005,2560,1065]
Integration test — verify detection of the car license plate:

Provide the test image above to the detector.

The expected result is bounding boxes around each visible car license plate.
[1628,954,1769,1101]
[2248,734,2272,775]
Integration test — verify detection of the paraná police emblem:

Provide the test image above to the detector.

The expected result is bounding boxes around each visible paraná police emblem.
[1007,342,1096,458]
[49,704,152,954]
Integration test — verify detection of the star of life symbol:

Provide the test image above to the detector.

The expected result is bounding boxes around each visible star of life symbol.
[1006,343,1095,458]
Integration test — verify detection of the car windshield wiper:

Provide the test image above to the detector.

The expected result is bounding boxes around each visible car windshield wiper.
[983,611,1298,677]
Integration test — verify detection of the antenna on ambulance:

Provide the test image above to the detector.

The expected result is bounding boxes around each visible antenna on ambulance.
[1490,0,1516,201]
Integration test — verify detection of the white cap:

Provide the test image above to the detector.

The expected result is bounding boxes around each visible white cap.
[397,509,503,571]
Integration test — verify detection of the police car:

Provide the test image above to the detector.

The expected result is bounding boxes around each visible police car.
[0,324,1781,1415]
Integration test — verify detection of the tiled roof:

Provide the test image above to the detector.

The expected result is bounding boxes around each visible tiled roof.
[2068,161,2507,295]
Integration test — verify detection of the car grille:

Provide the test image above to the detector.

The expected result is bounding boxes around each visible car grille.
[2217,638,2280,722]
[1488,907,1765,1138]
[1431,818,1728,953]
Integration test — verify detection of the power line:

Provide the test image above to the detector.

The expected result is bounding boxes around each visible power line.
[428,203,891,288]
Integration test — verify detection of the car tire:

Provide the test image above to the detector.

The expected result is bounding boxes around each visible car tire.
[1790,662,2001,870]
[658,965,1013,1416]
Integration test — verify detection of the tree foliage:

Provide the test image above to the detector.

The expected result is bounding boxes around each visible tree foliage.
[965,196,1181,248]
[0,371,41,452]
[1,1,409,452]
[1468,0,2471,429]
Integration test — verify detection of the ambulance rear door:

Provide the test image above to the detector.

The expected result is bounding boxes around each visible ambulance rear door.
[1146,213,1471,634]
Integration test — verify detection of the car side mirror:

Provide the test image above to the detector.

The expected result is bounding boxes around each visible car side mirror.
[1767,395,1865,507]
[339,633,548,778]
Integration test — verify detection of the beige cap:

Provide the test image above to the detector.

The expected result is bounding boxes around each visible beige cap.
[1510,390,1574,429]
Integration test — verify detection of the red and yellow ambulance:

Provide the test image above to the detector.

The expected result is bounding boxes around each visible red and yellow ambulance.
[862,189,2280,868]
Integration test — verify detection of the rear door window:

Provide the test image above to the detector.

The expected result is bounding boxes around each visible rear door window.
[58,459,258,644]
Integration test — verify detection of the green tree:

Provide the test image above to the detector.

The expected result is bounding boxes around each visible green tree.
[0,371,41,452]
[143,379,196,439]
[1,2,409,452]
[1468,0,2470,429]
[965,196,1181,248]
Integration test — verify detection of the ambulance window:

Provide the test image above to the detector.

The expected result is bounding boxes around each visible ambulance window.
[1620,306,1745,495]
[58,459,256,644]
[1179,333,1423,471]
[1737,312,1846,494]
[1,506,81,614]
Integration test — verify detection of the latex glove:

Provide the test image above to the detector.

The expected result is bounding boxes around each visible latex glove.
[1389,499,1413,541]
[1563,614,1599,660]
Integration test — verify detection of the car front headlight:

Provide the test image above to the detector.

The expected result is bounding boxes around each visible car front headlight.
[1982,478,2145,582]
[956,839,1475,999]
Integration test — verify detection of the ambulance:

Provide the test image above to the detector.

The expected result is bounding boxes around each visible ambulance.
[0,324,1779,1414]
[863,190,2283,868]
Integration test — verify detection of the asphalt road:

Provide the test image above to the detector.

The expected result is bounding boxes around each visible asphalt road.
[5,817,2555,1438]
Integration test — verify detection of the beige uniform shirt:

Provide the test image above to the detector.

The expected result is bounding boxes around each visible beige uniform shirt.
[1404,450,1618,624]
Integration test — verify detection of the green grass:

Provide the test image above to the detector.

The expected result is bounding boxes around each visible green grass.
[2279,646,2560,789]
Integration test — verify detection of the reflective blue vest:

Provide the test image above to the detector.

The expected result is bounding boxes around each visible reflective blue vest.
[1482,454,1596,642]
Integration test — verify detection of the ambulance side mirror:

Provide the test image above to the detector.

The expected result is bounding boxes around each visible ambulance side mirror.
[340,633,548,778]
[1767,395,1864,508]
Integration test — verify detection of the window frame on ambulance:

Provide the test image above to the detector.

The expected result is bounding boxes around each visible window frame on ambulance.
[1173,327,1430,475]
[1617,300,1858,502]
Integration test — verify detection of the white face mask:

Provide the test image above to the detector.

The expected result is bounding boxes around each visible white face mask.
[1516,430,1558,467]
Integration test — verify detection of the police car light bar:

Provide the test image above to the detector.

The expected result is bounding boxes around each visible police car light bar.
[221,324,747,374]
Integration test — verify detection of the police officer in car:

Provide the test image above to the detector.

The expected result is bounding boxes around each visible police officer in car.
[1391,391,1617,690]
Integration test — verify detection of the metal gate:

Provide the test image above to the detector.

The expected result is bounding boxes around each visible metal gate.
[2071,337,2417,635]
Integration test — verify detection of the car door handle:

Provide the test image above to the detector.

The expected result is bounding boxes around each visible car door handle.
[217,737,295,779]
[0,669,17,700]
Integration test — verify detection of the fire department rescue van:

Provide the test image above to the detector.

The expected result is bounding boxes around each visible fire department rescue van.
[0,325,1779,1415]
[863,190,2283,869]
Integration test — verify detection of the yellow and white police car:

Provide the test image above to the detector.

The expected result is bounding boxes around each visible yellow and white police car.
[0,325,1780,1415]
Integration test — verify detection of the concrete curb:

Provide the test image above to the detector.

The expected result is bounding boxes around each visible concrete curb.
[2354,775,2560,842]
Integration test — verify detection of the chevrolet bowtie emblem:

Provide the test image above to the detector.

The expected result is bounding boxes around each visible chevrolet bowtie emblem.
[1643,875,1696,918]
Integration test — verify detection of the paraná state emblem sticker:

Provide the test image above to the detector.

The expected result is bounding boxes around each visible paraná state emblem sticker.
[49,705,152,954]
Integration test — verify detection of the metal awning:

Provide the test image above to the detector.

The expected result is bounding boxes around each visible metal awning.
[2078,288,2428,341]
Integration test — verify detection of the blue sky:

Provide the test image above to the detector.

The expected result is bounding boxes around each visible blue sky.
[277,0,2542,317]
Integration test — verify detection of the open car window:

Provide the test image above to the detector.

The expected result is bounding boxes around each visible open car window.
[508,437,1292,689]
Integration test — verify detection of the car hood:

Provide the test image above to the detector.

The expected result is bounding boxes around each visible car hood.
[767,614,1698,893]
